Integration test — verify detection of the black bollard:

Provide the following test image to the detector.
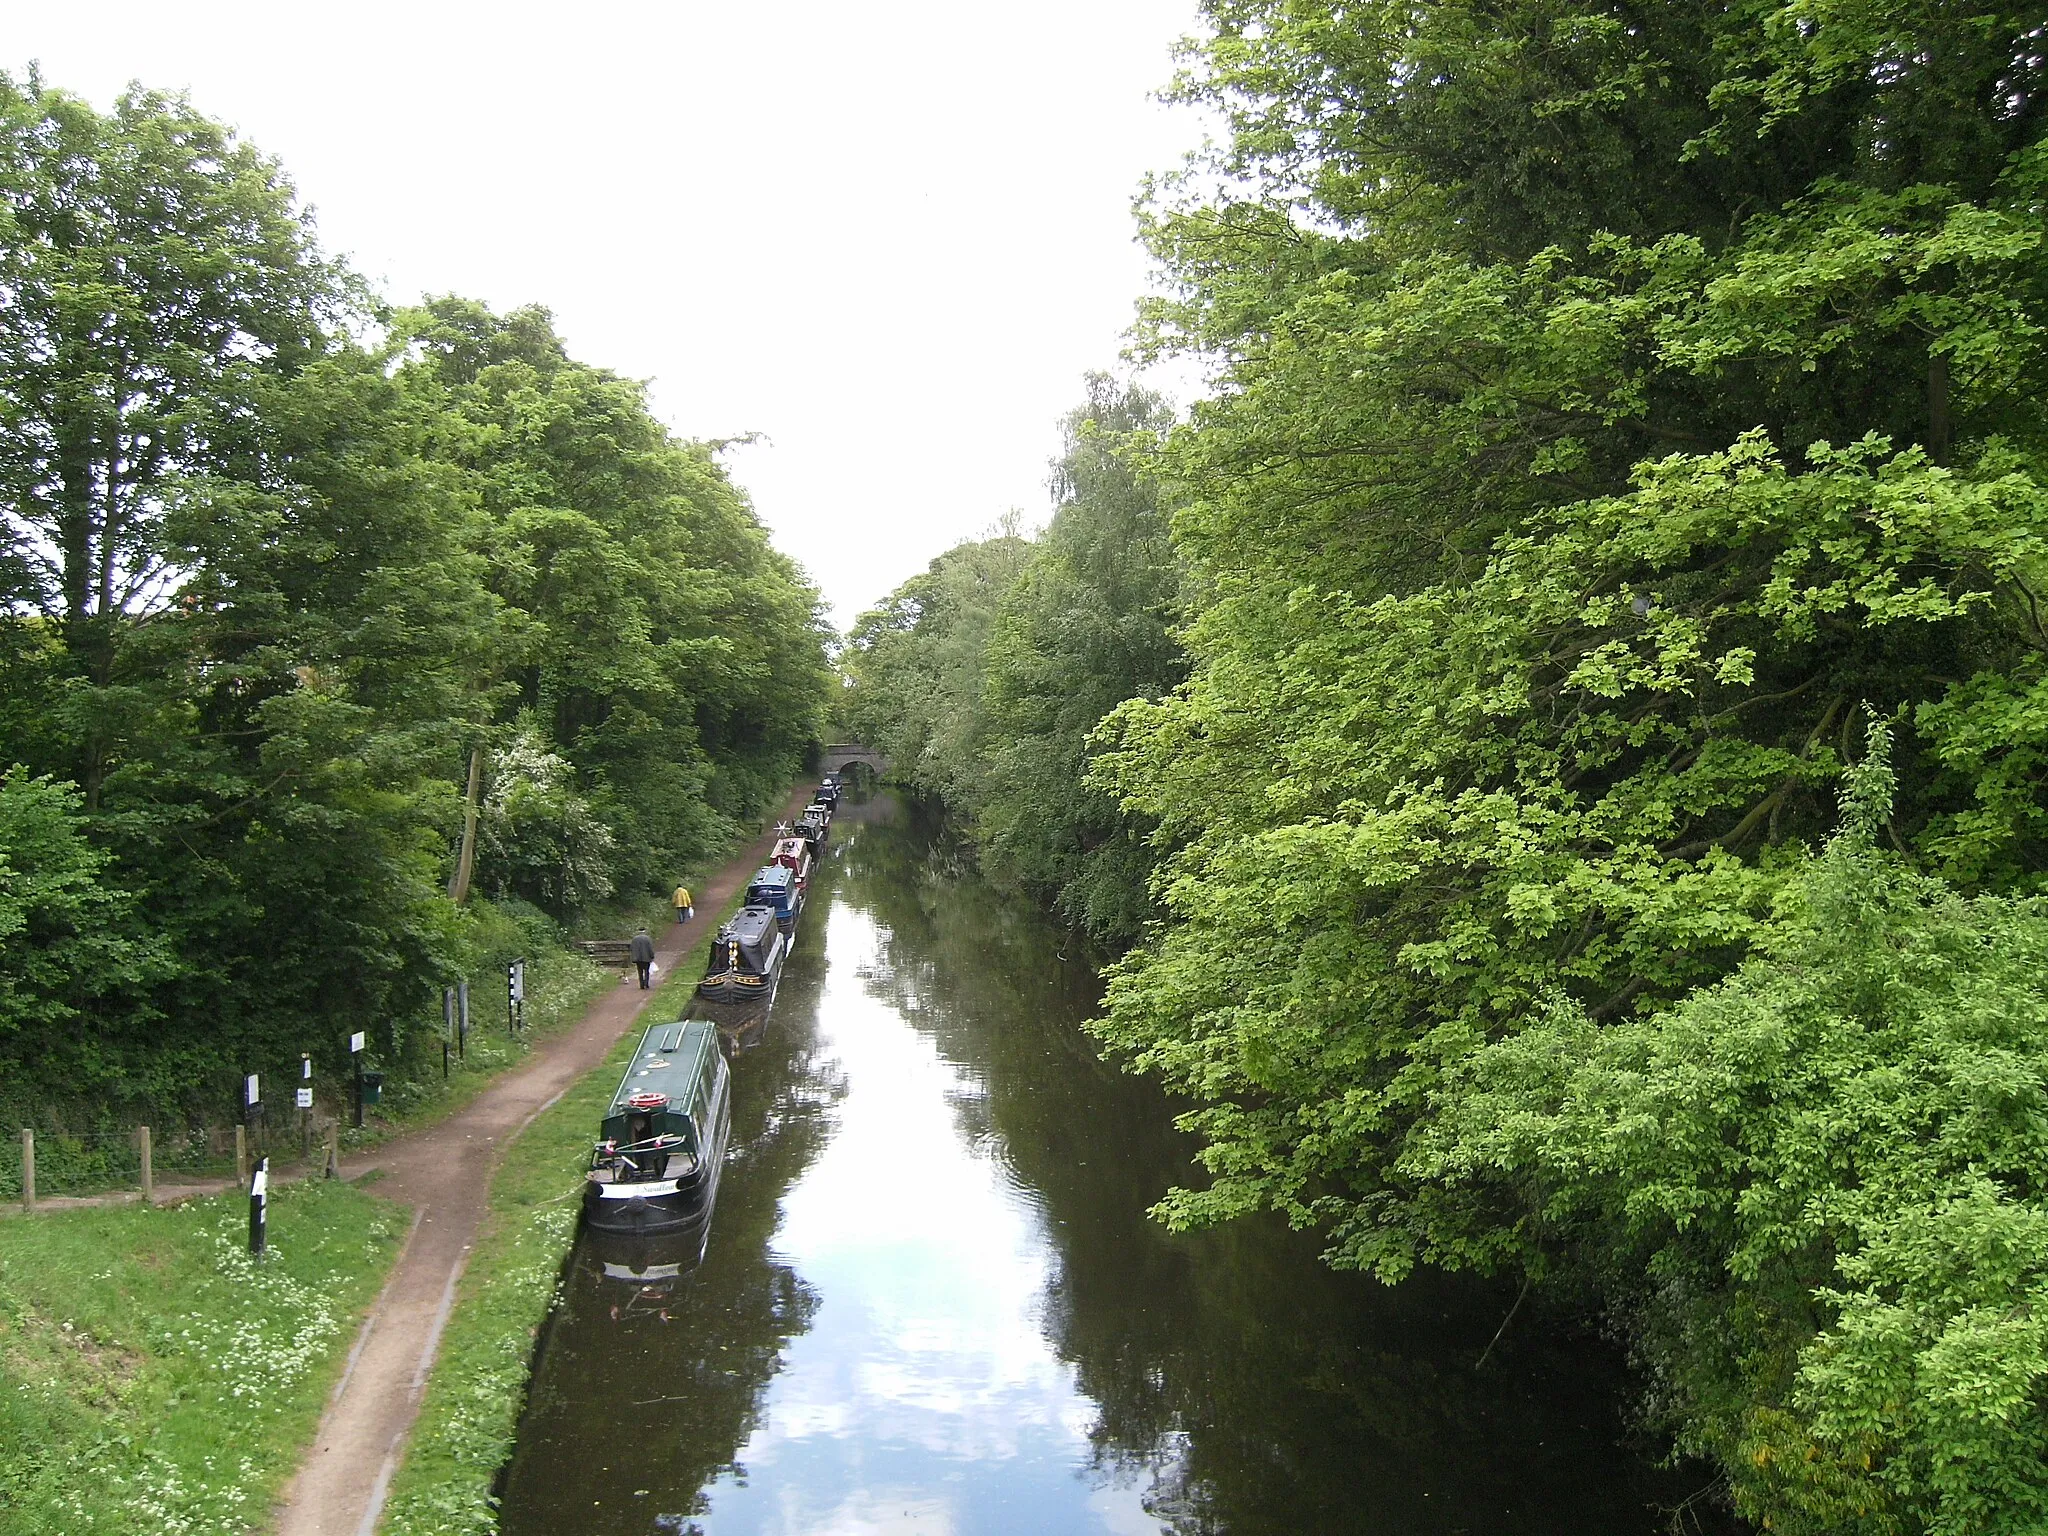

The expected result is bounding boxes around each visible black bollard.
[249,1156,268,1259]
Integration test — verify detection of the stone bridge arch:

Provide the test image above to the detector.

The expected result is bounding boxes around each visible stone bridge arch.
[820,742,889,779]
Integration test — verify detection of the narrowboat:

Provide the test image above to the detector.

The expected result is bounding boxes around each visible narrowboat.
[745,862,804,934]
[583,1018,731,1236]
[804,799,834,825]
[770,835,813,889]
[697,904,786,1004]
[795,810,829,852]
[816,776,841,806]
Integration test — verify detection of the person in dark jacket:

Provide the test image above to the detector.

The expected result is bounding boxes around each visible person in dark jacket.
[630,927,657,989]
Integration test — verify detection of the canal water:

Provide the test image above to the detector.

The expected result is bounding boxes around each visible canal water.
[499,797,1694,1536]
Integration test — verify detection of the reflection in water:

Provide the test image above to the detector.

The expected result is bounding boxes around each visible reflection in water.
[500,798,1699,1535]
[500,907,844,1535]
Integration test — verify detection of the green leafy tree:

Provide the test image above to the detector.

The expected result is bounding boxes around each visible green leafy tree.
[839,526,1033,809]
[398,298,830,897]
[0,79,832,1116]
[1408,729,2048,1535]
[0,770,165,1069]
[1082,3,2048,1528]
[0,70,340,808]
[478,719,617,909]
[977,377,1185,942]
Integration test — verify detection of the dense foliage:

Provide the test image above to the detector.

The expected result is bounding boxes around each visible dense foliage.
[845,0,2048,1526]
[0,73,828,1119]
[839,378,1184,942]
[1073,0,2048,1528]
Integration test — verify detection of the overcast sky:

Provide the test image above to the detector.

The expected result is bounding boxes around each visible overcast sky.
[10,1,1206,626]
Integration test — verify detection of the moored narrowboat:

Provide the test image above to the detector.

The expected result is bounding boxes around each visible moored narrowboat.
[771,835,813,884]
[697,904,786,1004]
[584,1018,731,1236]
[795,810,829,852]
[745,862,804,933]
[816,776,841,806]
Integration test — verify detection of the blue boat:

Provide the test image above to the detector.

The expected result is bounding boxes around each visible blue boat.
[745,862,804,933]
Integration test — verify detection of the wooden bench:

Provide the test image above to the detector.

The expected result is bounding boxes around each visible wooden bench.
[572,939,637,969]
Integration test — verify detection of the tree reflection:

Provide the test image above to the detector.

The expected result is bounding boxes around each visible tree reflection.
[835,808,1706,1536]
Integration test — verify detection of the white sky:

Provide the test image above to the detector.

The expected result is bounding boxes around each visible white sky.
[6,1,1207,627]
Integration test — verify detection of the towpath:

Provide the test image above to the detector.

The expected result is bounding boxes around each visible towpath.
[271,786,816,1536]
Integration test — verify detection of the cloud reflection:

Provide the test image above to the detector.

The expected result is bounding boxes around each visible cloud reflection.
[698,904,1154,1534]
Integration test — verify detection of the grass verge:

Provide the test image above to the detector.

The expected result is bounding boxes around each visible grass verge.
[379,892,741,1536]
[0,1180,402,1536]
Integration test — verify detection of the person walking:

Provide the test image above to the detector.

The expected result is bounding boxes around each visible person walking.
[630,926,657,989]
[673,883,693,923]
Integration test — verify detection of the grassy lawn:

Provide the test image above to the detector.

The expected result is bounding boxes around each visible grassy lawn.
[0,1180,402,1536]
[380,893,740,1536]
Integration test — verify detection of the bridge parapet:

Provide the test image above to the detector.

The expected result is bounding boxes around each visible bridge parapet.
[820,742,889,778]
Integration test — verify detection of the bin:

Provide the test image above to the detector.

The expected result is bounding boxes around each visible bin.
[360,1071,384,1107]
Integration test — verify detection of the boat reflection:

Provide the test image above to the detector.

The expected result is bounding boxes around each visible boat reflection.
[691,996,770,1057]
[585,1223,716,1316]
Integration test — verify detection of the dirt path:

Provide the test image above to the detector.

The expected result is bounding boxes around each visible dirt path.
[272,787,816,1536]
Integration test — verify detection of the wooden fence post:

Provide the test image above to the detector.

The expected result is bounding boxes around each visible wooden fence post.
[137,1126,153,1204]
[234,1123,247,1189]
[20,1129,33,1211]
[324,1120,339,1180]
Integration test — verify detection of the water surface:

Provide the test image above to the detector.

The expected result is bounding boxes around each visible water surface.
[500,798,1692,1535]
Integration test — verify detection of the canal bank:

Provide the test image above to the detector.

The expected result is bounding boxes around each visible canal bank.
[270,785,819,1536]
[489,797,1705,1536]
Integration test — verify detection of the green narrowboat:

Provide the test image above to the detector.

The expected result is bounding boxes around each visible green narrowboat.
[583,1018,730,1236]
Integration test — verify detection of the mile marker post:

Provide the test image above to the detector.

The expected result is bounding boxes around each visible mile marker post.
[244,1072,261,1167]
[249,1155,268,1259]
[297,1055,314,1158]
[349,1031,366,1129]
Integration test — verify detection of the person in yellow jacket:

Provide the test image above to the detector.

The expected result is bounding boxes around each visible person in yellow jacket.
[673,883,693,924]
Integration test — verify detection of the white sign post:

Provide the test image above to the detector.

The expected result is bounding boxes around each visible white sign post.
[248,1156,268,1258]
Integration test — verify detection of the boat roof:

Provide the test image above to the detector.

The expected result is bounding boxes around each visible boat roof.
[772,838,809,860]
[726,905,778,943]
[749,863,795,889]
[608,1019,718,1117]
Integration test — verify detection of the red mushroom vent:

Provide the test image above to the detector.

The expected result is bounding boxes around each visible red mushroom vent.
[625,1091,669,1110]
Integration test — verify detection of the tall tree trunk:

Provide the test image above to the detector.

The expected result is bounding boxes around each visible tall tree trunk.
[449,746,484,904]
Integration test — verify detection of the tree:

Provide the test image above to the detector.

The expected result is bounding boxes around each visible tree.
[0,70,341,808]
[1081,3,2048,1527]
[0,769,164,1065]
[1409,729,2048,1535]
[398,298,830,897]
[977,377,1185,942]
[839,526,1033,810]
